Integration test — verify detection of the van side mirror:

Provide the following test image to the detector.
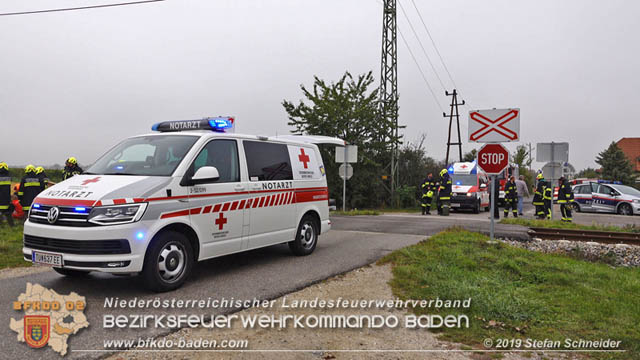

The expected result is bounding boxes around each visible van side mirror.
[191,166,220,184]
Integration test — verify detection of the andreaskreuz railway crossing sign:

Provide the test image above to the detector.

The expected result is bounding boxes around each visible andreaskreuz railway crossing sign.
[468,108,520,143]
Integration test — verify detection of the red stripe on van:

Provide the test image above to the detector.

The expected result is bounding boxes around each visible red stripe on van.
[213,204,221,213]
[238,200,246,210]
[160,209,190,219]
[203,205,212,213]
[190,208,202,215]
[222,203,230,212]
[230,201,239,211]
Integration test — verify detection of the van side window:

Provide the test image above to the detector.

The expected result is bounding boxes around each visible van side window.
[243,141,293,181]
[192,140,240,183]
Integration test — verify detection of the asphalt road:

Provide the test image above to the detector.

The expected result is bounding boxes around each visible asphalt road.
[2,202,638,360]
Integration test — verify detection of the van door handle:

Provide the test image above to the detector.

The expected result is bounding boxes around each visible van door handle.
[234,184,246,192]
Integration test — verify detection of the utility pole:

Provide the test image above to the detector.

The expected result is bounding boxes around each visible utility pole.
[379,0,398,205]
[444,89,465,165]
[528,142,533,172]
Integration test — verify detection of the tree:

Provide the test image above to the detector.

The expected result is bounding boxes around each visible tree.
[595,142,634,184]
[576,167,599,179]
[283,71,402,208]
[512,145,532,169]
[462,149,477,162]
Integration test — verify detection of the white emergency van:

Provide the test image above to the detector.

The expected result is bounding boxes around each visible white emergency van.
[23,117,342,292]
[448,162,490,213]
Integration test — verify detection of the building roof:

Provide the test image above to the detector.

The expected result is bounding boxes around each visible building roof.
[616,137,640,172]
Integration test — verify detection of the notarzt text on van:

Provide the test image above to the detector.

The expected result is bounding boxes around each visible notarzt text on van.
[261,181,294,190]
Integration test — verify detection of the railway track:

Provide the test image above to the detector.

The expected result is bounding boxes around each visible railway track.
[528,227,640,246]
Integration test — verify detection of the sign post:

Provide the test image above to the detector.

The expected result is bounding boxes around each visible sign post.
[536,142,569,220]
[477,143,510,242]
[336,145,357,212]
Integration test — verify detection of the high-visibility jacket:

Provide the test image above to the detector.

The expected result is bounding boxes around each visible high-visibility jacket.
[62,165,83,180]
[504,181,518,202]
[533,180,547,205]
[438,173,452,200]
[421,176,436,198]
[18,172,44,211]
[543,182,553,201]
[557,183,574,203]
[37,172,49,191]
[0,169,11,211]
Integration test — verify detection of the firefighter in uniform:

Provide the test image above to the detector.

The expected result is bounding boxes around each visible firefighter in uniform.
[420,173,435,215]
[533,173,547,219]
[437,168,452,216]
[35,166,49,191]
[18,165,44,213]
[0,162,14,226]
[503,176,518,218]
[62,157,83,180]
[557,176,574,222]
[543,178,553,220]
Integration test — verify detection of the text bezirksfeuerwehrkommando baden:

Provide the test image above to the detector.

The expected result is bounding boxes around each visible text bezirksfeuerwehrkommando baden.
[103,296,471,310]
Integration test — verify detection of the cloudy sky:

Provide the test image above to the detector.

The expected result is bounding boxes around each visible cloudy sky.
[1,0,638,170]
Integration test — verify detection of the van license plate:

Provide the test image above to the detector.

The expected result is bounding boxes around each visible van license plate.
[450,203,460,207]
[32,251,63,267]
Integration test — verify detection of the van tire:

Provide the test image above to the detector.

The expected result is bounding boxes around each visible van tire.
[142,231,194,292]
[53,268,90,277]
[289,215,318,256]
[473,200,480,214]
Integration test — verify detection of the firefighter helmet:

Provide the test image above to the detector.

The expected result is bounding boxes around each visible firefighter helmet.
[35,166,44,174]
[67,157,78,165]
[0,162,7,171]
[25,164,36,173]
[439,168,448,177]
[536,173,544,180]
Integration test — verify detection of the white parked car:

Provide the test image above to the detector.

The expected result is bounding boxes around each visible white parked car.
[24,117,343,291]
[572,182,640,215]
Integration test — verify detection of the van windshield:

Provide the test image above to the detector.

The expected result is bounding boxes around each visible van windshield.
[451,174,477,186]
[85,135,198,176]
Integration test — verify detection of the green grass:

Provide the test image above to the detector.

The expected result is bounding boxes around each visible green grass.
[500,218,640,233]
[331,209,380,216]
[0,223,27,269]
[380,228,640,358]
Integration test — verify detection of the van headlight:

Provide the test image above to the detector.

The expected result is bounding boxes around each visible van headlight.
[88,203,147,225]
[633,199,640,204]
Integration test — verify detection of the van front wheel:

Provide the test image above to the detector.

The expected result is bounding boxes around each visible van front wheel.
[289,215,318,256]
[142,231,194,292]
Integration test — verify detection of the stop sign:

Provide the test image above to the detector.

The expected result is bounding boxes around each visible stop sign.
[477,144,509,174]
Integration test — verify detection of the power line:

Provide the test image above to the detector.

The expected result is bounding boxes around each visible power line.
[408,0,471,108]
[0,0,165,17]
[398,27,443,112]
[397,0,447,92]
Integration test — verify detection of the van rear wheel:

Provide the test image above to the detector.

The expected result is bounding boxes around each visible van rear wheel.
[142,231,194,292]
[289,215,318,256]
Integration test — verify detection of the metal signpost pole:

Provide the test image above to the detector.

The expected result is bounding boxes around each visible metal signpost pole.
[342,146,347,212]
[550,142,554,221]
[490,175,495,242]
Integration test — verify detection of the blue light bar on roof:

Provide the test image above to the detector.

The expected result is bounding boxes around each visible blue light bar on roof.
[207,117,234,132]
[151,116,235,133]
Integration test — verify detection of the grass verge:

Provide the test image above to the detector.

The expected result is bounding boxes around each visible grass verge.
[0,223,26,269]
[500,218,640,233]
[379,227,640,358]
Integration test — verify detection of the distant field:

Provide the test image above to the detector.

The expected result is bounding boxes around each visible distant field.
[0,224,26,269]
[500,218,640,233]
[380,228,640,358]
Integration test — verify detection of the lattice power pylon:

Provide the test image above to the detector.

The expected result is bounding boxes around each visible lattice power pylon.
[380,0,399,201]
[443,89,465,165]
